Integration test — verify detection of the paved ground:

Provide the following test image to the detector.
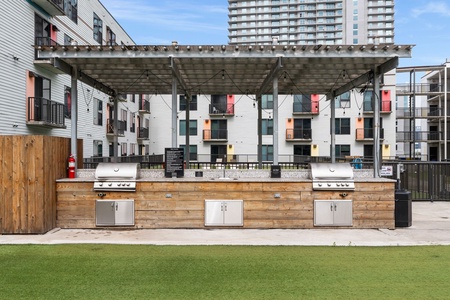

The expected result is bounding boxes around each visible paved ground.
[1,202,449,246]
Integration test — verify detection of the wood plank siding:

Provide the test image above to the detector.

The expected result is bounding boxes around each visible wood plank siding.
[0,136,82,233]
[56,180,395,229]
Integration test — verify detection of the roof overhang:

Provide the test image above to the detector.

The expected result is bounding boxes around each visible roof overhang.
[35,44,413,97]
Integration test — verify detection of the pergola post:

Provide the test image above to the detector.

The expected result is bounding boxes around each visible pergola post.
[257,93,262,169]
[273,76,279,165]
[172,75,177,148]
[70,68,78,169]
[330,92,336,163]
[373,68,381,178]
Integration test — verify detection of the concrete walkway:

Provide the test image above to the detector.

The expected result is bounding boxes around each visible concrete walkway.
[1,202,449,246]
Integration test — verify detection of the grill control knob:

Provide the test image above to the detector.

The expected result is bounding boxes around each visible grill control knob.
[126,183,131,186]
[108,183,112,186]
[99,183,103,187]
[318,183,322,187]
[345,183,349,187]
[327,183,331,187]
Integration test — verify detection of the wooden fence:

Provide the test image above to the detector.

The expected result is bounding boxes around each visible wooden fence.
[0,136,82,234]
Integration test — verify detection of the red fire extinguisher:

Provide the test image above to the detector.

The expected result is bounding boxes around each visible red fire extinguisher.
[68,155,76,178]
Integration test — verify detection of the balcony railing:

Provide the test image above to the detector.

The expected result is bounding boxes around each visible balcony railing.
[209,104,234,115]
[286,128,312,141]
[396,131,443,142]
[137,127,149,139]
[31,0,65,16]
[35,37,59,47]
[293,101,319,114]
[355,128,384,141]
[27,97,65,128]
[396,83,444,94]
[139,99,150,113]
[106,119,126,136]
[203,129,228,141]
[396,107,443,118]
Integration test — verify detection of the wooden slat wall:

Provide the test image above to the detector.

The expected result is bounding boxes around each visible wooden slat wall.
[56,180,395,229]
[0,136,82,234]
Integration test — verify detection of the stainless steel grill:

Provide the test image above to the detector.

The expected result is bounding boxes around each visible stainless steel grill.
[310,163,355,191]
[93,163,140,191]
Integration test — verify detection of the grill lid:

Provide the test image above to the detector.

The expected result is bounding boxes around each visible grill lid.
[95,163,140,180]
[310,163,355,190]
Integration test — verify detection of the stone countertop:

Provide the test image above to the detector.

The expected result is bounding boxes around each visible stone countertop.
[56,169,395,183]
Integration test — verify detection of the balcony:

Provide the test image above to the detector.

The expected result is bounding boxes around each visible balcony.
[139,99,150,114]
[137,127,149,140]
[106,120,126,136]
[31,0,65,16]
[396,107,443,119]
[203,129,228,141]
[355,128,384,141]
[27,97,65,128]
[286,129,312,141]
[396,131,443,142]
[293,101,319,115]
[209,104,234,116]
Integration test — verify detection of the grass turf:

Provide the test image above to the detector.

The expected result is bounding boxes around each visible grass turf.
[0,245,449,299]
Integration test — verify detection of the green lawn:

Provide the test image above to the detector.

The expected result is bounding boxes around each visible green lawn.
[1,245,449,299]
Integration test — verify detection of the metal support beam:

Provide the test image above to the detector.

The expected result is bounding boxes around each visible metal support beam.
[170,57,191,99]
[257,93,262,169]
[113,96,119,163]
[330,92,336,163]
[257,57,283,96]
[273,77,279,165]
[445,64,448,160]
[71,68,78,172]
[172,74,178,148]
[185,95,191,169]
[373,67,381,178]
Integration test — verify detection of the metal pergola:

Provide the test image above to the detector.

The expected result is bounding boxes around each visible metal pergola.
[36,43,413,177]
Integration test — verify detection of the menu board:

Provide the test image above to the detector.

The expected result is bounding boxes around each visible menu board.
[165,148,184,178]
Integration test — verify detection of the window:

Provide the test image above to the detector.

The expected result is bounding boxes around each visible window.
[335,145,350,158]
[130,143,136,156]
[64,34,73,45]
[106,27,116,46]
[93,98,103,125]
[121,143,127,156]
[93,13,103,44]
[262,119,273,135]
[262,145,273,161]
[363,91,374,111]
[335,118,350,135]
[179,95,198,111]
[93,140,103,157]
[64,0,78,23]
[35,14,52,46]
[130,112,135,132]
[262,94,273,109]
[181,145,198,161]
[293,119,312,139]
[121,109,127,130]
[180,120,198,136]
[64,86,71,118]
[335,91,350,108]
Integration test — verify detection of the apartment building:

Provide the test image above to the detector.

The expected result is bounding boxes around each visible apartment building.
[0,0,150,158]
[396,61,450,161]
[228,0,395,46]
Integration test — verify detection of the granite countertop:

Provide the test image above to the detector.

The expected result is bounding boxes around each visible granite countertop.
[56,169,395,183]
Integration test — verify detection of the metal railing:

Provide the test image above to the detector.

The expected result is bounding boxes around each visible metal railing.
[286,128,312,140]
[293,101,319,114]
[106,120,126,135]
[35,37,59,47]
[396,107,443,118]
[396,83,444,94]
[139,99,150,113]
[27,97,65,127]
[396,131,442,142]
[355,128,384,140]
[138,127,149,139]
[209,103,235,115]
[203,129,228,140]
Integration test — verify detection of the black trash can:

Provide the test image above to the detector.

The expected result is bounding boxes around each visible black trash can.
[271,165,281,178]
[395,190,412,227]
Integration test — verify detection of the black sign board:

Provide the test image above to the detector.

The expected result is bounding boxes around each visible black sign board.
[165,148,184,178]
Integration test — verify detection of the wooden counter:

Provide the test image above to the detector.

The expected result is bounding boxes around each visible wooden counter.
[56,176,396,229]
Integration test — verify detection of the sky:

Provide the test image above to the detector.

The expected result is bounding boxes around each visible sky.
[100,0,450,82]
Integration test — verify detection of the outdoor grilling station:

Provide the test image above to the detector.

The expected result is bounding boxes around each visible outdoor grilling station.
[37,43,412,230]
